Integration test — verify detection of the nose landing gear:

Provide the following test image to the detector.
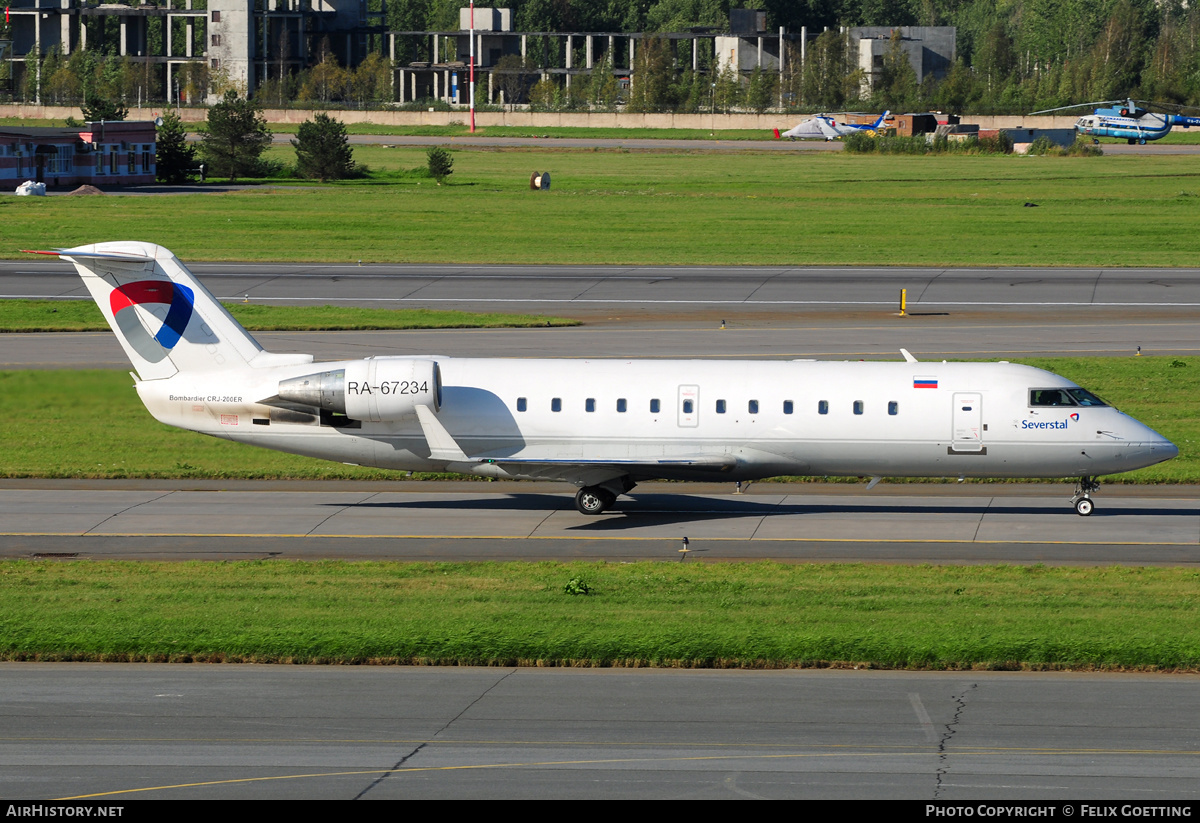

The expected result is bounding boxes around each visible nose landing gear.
[1071,476,1100,516]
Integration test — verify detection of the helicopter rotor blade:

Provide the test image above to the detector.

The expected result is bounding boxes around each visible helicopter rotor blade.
[1028,100,1125,115]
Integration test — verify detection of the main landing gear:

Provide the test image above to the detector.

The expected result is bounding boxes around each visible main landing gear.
[573,478,635,515]
[1070,476,1100,516]
[574,486,616,515]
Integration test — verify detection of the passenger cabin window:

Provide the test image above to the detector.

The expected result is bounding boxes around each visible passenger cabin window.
[715,399,726,414]
[585,398,595,412]
[888,401,899,416]
[748,400,759,414]
[551,398,562,412]
[853,400,864,415]
[516,397,527,412]
[650,399,660,413]
[783,400,793,415]
[682,400,694,414]
[818,400,829,415]
[616,399,627,413]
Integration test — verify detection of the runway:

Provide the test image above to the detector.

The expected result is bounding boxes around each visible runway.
[4,260,1200,367]
[2,482,1197,564]
[3,664,1199,800]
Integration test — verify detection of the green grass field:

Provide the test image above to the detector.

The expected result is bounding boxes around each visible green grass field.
[2,560,1198,669]
[0,299,575,332]
[6,148,1200,267]
[2,357,1195,481]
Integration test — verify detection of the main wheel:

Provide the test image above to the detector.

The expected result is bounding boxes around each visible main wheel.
[1074,497,1094,516]
[575,487,613,515]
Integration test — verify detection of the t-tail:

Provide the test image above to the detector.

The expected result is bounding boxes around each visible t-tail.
[872,111,890,131]
[38,241,312,380]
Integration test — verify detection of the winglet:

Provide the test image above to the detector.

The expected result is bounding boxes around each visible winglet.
[415,404,470,462]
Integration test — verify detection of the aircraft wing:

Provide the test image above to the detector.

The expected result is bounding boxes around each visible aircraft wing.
[473,454,738,486]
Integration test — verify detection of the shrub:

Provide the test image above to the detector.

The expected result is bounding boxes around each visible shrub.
[426,147,453,184]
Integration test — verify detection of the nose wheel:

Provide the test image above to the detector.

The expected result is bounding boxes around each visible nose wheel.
[1070,476,1100,516]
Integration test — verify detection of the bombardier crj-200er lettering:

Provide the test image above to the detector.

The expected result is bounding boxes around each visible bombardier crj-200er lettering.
[44,242,1177,517]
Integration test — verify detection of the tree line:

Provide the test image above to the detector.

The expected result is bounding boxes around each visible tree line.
[8,0,1200,114]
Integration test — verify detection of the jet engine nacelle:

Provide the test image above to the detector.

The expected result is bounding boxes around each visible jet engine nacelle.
[276,358,441,422]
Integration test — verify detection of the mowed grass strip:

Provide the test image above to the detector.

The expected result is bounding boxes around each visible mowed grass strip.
[0,300,576,332]
[2,560,1198,670]
[1,356,1196,481]
[5,150,1200,266]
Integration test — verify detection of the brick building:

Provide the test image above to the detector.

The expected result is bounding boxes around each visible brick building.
[0,121,156,190]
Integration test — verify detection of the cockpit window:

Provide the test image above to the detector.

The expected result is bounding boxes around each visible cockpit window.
[1030,389,1075,407]
[1066,388,1108,407]
[1029,388,1109,408]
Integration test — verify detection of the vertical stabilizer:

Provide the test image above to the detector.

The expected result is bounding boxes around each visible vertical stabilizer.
[58,242,267,380]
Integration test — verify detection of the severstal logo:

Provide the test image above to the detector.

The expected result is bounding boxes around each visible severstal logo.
[1022,413,1078,430]
[108,280,195,363]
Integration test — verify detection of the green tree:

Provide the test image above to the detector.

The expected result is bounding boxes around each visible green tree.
[426,146,453,184]
[81,91,128,122]
[199,90,272,183]
[875,30,921,111]
[493,54,539,108]
[298,52,351,103]
[292,113,355,183]
[746,66,777,113]
[155,111,197,184]
[627,36,675,112]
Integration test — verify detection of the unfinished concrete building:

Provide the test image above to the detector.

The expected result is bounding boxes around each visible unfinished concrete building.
[3,0,383,103]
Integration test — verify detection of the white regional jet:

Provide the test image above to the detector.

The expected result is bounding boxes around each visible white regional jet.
[46,242,1176,516]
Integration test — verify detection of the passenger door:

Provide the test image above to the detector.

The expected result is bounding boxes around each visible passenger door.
[952,392,983,452]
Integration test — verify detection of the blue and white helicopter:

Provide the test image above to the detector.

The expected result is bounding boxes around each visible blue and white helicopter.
[1031,99,1200,144]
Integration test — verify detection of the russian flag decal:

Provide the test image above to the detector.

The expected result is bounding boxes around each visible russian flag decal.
[913,377,938,389]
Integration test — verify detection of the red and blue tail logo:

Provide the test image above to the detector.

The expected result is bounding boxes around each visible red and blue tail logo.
[109,280,195,364]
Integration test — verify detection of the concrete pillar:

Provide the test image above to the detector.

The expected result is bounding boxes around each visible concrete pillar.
[61,3,71,56]
[757,36,763,69]
[433,70,438,101]
[184,1,193,59]
[120,17,128,56]
[521,34,526,60]
[433,33,438,63]
[692,37,697,72]
[629,36,634,69]
[487,70,493,103]
[566,34,572,69]
[801,26,806,68]
[586,35,592,69]
[410,70,416,102]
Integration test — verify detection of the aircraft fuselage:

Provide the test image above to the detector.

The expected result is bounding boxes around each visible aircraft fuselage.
[138,358,1174,483]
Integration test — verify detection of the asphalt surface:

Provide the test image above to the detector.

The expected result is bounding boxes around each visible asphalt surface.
[5,261,1200,366]
[3,665,1199,800]
[2,481,1197,565]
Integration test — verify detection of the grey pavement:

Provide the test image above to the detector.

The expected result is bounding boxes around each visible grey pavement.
[1,665,1198,800]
